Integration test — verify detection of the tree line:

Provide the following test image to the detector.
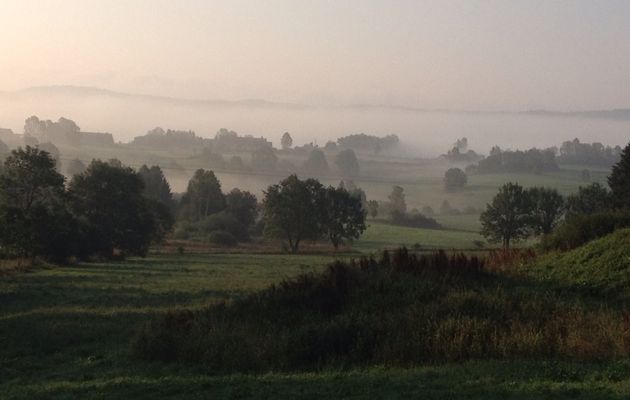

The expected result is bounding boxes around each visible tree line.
[480,141,630,248]
[0,147,171,260]
[173,171,367,251]
[443,137,622,175]
[0,146,368,261]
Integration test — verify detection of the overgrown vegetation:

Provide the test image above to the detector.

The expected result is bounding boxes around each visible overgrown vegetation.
[133,245,630,373]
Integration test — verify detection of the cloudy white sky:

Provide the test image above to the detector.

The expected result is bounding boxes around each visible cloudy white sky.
[2,0,630,110]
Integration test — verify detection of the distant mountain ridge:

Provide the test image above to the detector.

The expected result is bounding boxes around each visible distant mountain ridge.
[522,108,630,121]
[4,85,630,121]
[9,85,304,109]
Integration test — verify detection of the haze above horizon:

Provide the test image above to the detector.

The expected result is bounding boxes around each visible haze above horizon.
[2,0,630,111]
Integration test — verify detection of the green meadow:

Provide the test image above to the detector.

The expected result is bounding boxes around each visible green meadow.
[1,161,625,399]
[3,232,630,399]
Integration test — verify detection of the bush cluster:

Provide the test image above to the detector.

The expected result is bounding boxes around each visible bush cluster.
[389,210,441,229]
[541,210,630,251]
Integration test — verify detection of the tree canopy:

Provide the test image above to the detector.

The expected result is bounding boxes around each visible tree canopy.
[263,175,325,252]
[322,186,366,249]
[443,168,467,192]
[66,158,87,177]
[179,169,225,221]
[225,188,258,228]
[69,160,158,257]
[388,185,407,216]
[281,132,293,150]
[0,147,71,259]
[335,149,360,177]
[608,141,630,209]
[302,149,330,176]
[251,146,278,171]
[138,165,174,209]
[480,182,532,248]
[0,146,65,211]
[528,187,565,235]
[565,182,611,217]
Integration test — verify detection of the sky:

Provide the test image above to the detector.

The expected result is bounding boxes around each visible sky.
[1,0,630,110]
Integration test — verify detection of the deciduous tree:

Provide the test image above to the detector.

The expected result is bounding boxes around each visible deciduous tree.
[366,199,379,219]
[335,149,360,177]
[388,185,406,216]
[527,187,565,235]
[281,132,293,150]
[322,186,366,249]
[443,168,467,192]
[69,160,157,257]
[565,182,611,217]
[179,169,225,221]
[262,175,325,252]
[251,146,278,171]
[302,149,330,176]
[0,147,73,259]
[608,141,630,209]
[480,182,531,248]
[225,188,258,227]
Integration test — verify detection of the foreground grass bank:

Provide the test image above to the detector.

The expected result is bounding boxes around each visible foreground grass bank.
[0,253,332,399]
[2,243,630,399]
[4,361,630,399]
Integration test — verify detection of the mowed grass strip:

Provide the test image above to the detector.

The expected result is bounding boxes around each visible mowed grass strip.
[4,361,630,400]
[356,221,486,252]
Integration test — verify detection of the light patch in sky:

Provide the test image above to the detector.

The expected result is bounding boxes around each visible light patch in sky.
[0,0,629,110]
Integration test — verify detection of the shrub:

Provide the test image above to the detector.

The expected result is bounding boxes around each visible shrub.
[421,205,435,216]
[541,210,630,251]
[389,210,441,229]
[172,222,192,239]
[440,200,460,215]
[172,211,249,242]
[207,230,237,246]
[198,211,249,241]
[444,168,467,192]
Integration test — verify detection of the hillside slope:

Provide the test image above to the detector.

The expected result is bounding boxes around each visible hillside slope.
[527,229,630,295]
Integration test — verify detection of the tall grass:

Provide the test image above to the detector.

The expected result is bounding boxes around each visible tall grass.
[132,248,630,373]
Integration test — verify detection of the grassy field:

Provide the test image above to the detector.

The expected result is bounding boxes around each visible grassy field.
[2,245,630,398]
[356,221,486,252]
[432,213,482,231]
[63,149,599,239]
[0,155,622,398]
[57,140,613,233]
[0,254,333,399]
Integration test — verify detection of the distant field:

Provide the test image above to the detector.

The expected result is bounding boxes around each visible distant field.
[433,213,482,231]
[363,170,603,207]
[356,221,486,252]
[55,142,611,231]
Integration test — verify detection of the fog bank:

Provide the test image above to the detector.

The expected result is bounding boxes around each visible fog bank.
[0,89,628,157]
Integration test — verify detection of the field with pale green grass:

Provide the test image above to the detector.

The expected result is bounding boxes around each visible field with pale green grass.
[2,248,630,399]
